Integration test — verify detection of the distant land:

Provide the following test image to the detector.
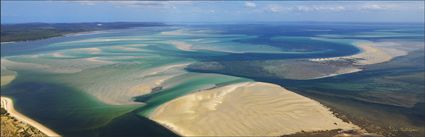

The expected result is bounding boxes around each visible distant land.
[0,22,167,42]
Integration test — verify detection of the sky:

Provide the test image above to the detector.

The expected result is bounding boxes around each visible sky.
[1,1,424,24]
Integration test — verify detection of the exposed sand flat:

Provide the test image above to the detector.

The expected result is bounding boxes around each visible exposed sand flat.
[51,52,69,58]
[309,67,362,80]
[302,41,410,79]
[73,47,102,54]
[309,42,407,65]
[64,30,106,37]
[83,57,114,64]
[169,41,194,51]
[1,75,16,87]
[1,41,16,45]
[1,97,61,137]
[110,46,143,52]
[160,29,187,35]
[128,63,191,99]
[65,38,146,43]
[141,63,191,77]
[150,82,358,136]
[82,63,190,105]
[1,57,113,74]
[129,74,182,98]
[350,42,407,65]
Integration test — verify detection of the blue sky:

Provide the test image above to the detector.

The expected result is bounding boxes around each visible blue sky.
[1,1,424,24]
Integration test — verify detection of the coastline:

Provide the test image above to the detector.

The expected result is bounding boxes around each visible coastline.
[1,22,167,44]
[1,30,104,45]
[1,97,61,137]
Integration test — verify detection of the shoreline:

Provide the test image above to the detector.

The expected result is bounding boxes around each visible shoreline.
[1,30,104,45]
[1,97,61,137]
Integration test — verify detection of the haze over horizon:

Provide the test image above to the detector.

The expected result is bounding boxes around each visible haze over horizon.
[1,1,424,24]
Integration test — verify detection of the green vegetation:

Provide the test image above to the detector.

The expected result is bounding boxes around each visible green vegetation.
[1,22,166,42]
[1,108,47,137]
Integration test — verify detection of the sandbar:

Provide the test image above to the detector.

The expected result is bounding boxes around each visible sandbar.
[309,41,407,65]
[150,82,358,136]
[169,41,194,51]
[1,75,16,87]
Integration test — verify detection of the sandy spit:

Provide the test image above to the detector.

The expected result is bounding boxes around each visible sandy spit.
[309,41,407,65]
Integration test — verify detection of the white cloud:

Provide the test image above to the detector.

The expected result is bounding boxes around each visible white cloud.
[263,2,422,13]
[264,4,284,12]
[245,2,256,8]
[263,4,346,13]
[292,5,346,12]
[359,3,397,10]
[77,1,97,6]
[76,1,191,9]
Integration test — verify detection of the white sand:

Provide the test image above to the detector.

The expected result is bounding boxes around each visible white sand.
[83,63,190,105]
[169,41,194,51]
[128,63,191,99]
[66,38,145,43]
[150,82,358,136]
[1,97,61,137]
[1,62,17,87]
[1,75,16,87]
[1,57,112,74]
[309,67,362,80]
[160,29,187,35]
[309,41,407,65]
[306,41,409,79]
[350,42,407,65]
[74,47,102,54]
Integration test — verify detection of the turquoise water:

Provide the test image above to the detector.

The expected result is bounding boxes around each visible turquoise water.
[2,23,421,136]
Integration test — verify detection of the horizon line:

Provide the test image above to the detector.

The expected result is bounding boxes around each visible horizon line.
[2,21,424,25]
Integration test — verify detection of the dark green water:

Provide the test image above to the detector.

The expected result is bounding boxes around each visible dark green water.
[1,71,178,137]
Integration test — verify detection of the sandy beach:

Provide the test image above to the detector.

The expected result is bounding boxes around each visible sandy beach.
[150,82,358,136]
[1,97,61,137]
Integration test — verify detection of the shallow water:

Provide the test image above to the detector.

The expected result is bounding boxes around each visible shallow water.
[1,23,423,136]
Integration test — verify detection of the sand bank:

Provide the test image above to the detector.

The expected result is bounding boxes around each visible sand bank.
[160,29,187,35]
[150,82,358,136]
[349,42,407,65]
[309,42,407,65]
[306,41,408,79]
[0,75,16,87]
[128,63,191,100]
[1,56,113,74]
[82,63,190,105]
[1,97,61,137]
[1,63,17,87]
[169,41,194,51]
[308,67,362,80]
